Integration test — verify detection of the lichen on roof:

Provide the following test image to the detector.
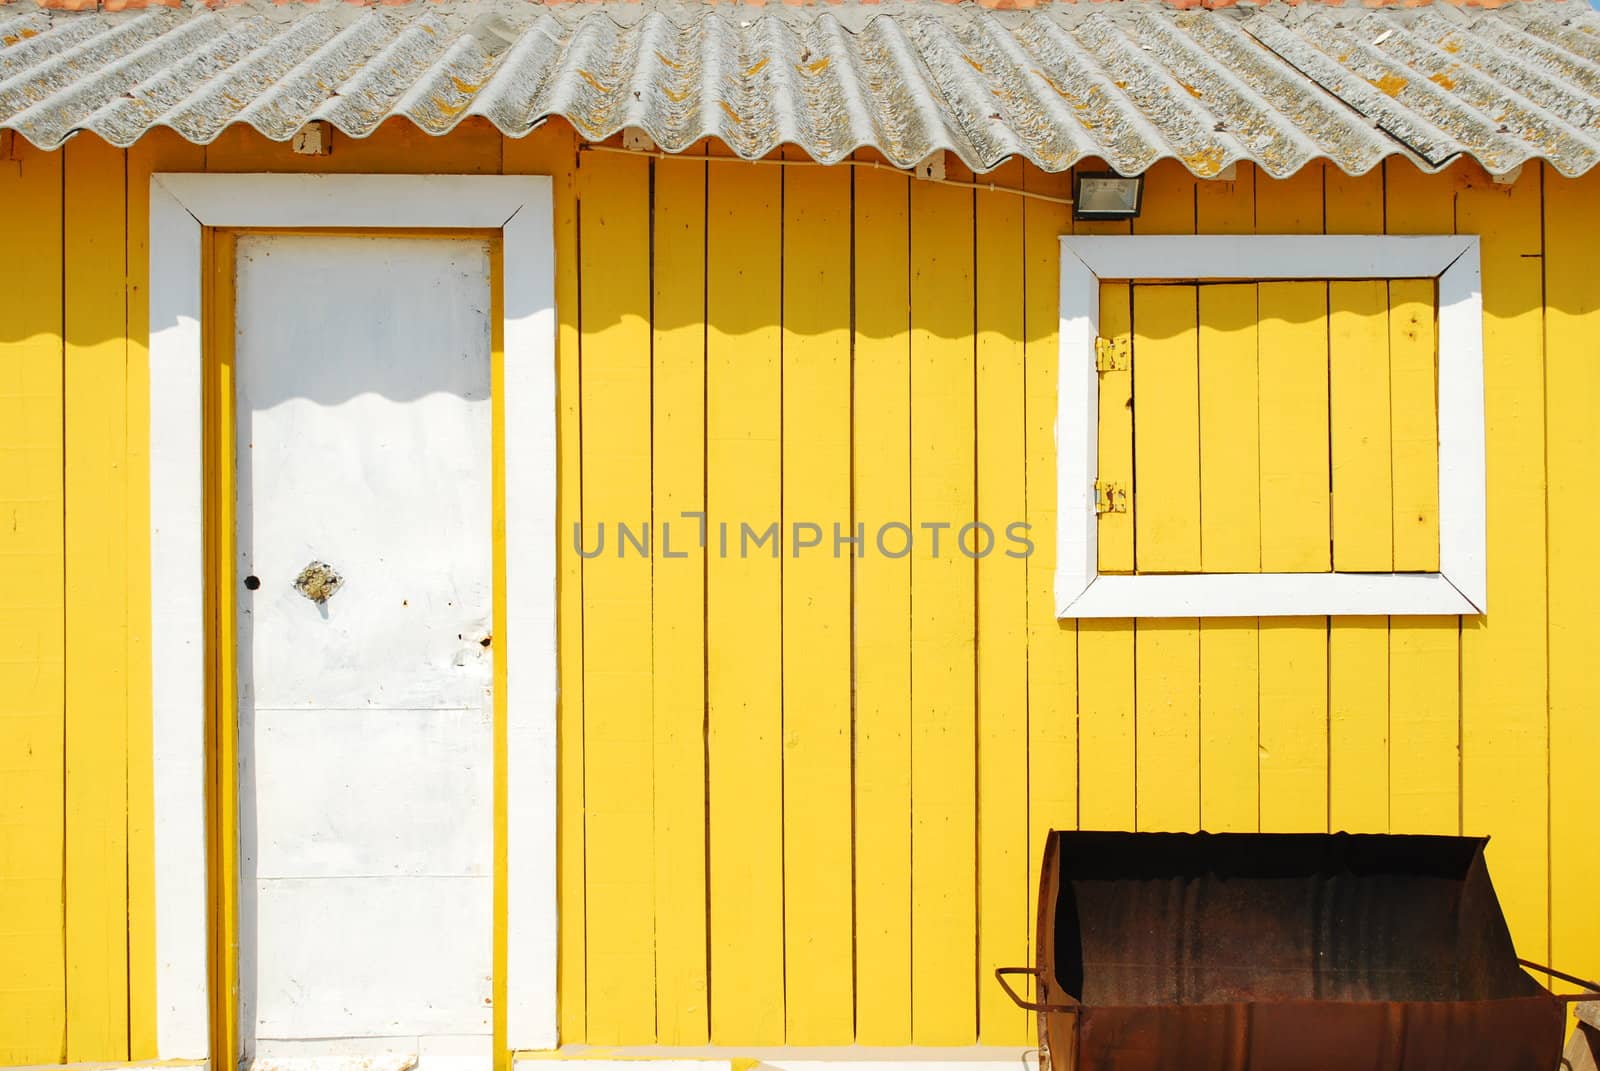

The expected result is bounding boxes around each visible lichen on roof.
[1,0,1597,177]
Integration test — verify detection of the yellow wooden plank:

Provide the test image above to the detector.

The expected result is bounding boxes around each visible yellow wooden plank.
[1132,285,1200,572]
[1194,175,1261,838]
[1328,618,1388,832]
[780,158,853,1045]
[1196,284,1261,571]
[1078,618,1135,830]
[706,157,785,1044]
[1382,158,1458,843]
[1389,617,1459,834]
[1258,282,1330,573]
[1198,620,1258,832]
[1135,619,1200,832]
[1128,144,1201,830]
[1195,163,1255,236]
[1256,166,1329,835]
[1127,163,1197,575]
[1389,279,1440,572]
[502,123,586,1044]
[652,150,709,1045]
[1329,280,1393,571]
[1323,167,1383,236]
[1023,163,1076,987]
[1077,278,1135,833]
[1096,279,1134,574]
[1139,169,1205,840]
[974,161,1028,1045]
[1457,165,1549,968]
[0,138,66,1068]
[1132,159,1197,237]
[1542,166,1600,996]
[1253,164,1324,234]
[1326,267,1392,836]
[64,134,131,1064]
[576,149,655,1044]
[1258,619,1327,832]
[910,171,977,1045]
[1384,159,1457,236]
[125,129,206,1061]
[852,156,913,1045]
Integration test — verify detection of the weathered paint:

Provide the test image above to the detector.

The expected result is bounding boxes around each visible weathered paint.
[3,121,1600,1063]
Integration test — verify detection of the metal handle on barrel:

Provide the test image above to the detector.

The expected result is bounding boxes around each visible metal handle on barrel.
[994,966,1081,1014]
[1519,959,1600,1003]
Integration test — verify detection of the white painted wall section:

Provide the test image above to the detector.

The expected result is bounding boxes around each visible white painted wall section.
[148,178,211,1062]
[502,187,560,1053]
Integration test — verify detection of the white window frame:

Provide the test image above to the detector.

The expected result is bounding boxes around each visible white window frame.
[1056,234,1484,619]
[148,174,559,1058]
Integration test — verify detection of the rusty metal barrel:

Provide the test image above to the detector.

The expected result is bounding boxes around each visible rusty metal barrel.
[998,831,1592,1071]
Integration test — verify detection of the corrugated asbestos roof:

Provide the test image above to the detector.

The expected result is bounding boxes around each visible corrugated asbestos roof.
[2,0,1598,177]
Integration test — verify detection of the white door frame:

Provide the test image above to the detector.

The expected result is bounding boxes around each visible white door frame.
[148,173,559,1059]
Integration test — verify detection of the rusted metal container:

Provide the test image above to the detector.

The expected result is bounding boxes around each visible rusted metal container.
[998,831,1593,1071]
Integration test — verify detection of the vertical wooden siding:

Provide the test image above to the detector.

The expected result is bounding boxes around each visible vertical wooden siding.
[1106,279,1441,578]
[781,155,854,1045]
[853,154,914,1045]
[3,124,1600,1060]
[0,138,65,1067]
[63,131,131,1066]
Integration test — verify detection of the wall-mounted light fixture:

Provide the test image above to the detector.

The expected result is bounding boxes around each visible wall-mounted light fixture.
[1072,172,1144,221]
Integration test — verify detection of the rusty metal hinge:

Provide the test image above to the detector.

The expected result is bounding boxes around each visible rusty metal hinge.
[1095,336,1130,373]
[1094,479,1127,515]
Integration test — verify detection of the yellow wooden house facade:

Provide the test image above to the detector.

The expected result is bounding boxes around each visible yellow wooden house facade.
[3,0,1599,1067]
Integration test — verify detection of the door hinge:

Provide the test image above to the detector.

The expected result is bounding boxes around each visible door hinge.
[1095,336,1130,372]
[1094,479,1128,515]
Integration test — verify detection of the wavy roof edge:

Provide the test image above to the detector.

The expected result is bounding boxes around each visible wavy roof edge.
[0,0,1579,12]
[2,0,1598,178]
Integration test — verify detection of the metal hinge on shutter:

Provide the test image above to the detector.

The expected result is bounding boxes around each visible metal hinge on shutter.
[1094,479,1127,515]
[1095,336,1130,372]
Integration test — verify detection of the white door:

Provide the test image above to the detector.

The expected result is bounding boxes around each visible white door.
[234,234,495,1071]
